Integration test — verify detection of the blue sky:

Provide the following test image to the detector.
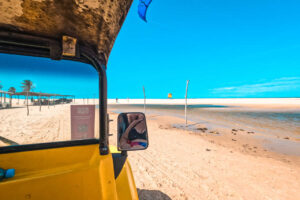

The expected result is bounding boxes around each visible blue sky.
[107,0,300,98]
[0,55,98,99]
[0,0,300,99]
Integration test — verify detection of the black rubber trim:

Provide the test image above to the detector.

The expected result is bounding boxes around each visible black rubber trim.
[112,153,127,179]
[0,139,99,154]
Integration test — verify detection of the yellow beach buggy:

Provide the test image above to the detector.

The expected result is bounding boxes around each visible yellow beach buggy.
[0,1,148,199]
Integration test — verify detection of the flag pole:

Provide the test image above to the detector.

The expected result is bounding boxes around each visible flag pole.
[143,86,146,114]
[185,80,190,127]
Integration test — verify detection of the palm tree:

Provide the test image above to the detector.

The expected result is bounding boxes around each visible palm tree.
[8,87,16,108]
[21,80,33,116]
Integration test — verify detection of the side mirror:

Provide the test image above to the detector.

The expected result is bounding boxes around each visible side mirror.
[117,112,149,151]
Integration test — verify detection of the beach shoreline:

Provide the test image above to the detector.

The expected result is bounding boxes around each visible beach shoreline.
[108,101,300,158]
[107,106,300,166]
[107,98,300,109]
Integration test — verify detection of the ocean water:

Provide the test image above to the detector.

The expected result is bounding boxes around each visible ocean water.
[108,104,300,138]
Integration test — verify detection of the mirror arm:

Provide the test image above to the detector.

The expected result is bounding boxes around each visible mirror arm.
[121,150,127,156]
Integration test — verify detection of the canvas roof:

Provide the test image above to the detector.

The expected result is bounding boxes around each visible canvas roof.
[0,90,12,94]
[0,0,133,62]
[14,92,73,97]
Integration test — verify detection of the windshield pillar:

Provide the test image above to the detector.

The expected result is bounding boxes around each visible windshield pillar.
[99,68,109,155]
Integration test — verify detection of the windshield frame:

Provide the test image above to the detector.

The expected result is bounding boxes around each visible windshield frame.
[0,31,109,155]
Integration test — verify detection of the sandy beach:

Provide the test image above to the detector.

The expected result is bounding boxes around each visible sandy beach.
[109,99,300,199]
[1,1,299,199]
[0,99,299,199]
[108,110,300,200]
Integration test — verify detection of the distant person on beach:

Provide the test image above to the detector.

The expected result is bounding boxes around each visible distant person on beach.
[116,97,118,103]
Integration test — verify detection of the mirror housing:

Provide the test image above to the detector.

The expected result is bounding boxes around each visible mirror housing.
[117,112,149,151]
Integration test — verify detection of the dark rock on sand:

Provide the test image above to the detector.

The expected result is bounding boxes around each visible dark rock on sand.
[197,127,208,132]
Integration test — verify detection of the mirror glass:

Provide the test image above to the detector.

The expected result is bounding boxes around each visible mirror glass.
[117,112,148,151]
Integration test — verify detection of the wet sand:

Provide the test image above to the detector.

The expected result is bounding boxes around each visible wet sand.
[109,103,300,157]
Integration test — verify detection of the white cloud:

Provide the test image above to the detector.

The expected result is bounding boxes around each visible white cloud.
[211,77,300,97]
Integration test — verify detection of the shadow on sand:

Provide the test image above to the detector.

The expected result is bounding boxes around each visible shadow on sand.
[137,189,171,200]
[0,106,25,110]
[0,136,19,145]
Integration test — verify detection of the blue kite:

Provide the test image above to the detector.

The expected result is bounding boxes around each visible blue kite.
[138,0,152,22]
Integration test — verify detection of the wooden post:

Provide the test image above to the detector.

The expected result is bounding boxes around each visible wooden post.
[39,93,42,112]
[143,86,146,114]
[185,80,190,127]
[26,90,29,116]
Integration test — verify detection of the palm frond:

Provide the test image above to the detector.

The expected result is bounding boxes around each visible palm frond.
[8,87,16,94]
[21,80,33,92]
